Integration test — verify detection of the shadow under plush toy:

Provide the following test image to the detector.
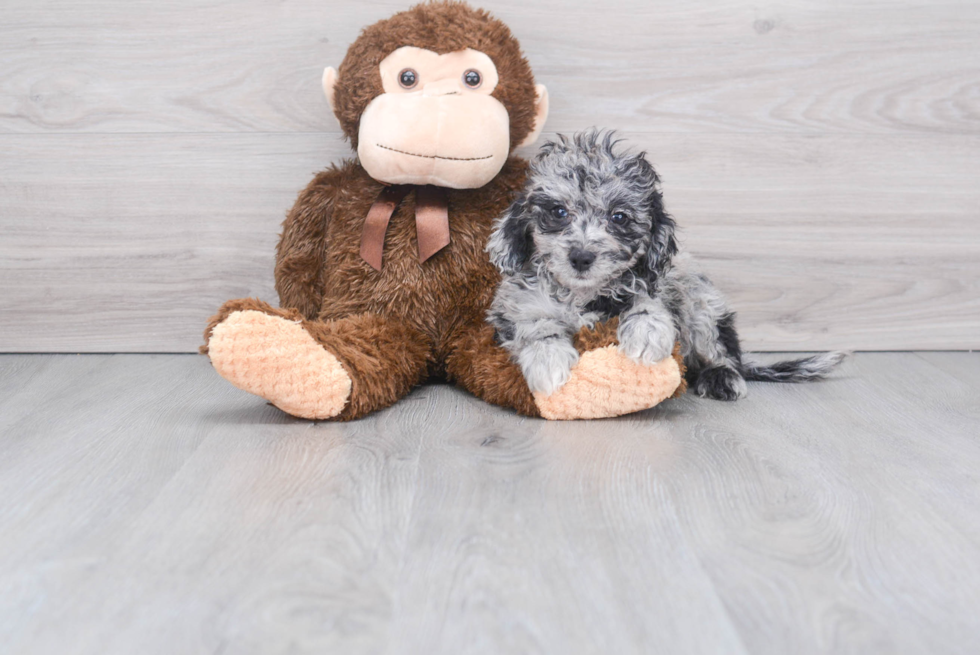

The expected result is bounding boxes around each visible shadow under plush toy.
[201,1,684,420]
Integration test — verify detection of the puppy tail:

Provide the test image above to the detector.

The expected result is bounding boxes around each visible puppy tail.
[740,351,848,383]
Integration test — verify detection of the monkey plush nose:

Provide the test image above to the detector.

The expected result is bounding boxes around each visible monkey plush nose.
[422,79,463,97]
[568,248,596,272]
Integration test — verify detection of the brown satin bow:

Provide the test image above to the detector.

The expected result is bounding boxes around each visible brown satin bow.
[360,185,450,271]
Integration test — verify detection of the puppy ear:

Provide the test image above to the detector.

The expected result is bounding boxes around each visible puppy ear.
[644,208,677,288]
[487,194,534,275]
[638,164,677,288]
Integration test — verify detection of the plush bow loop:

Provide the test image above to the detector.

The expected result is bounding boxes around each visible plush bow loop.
[359,185,450,271]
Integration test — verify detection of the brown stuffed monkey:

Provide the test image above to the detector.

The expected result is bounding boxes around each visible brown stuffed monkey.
[202,1,684,421]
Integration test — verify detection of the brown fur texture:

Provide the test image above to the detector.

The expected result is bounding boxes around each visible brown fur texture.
[668,343,688,399]
[274,157,527,357]
[267,155,535,419]
[333,1,537,151]
[443,320,539,416]
[573,315,621,353]
[302,313,434,421]
[203,297,436,421]
[203,154,538,419]
[203,1,682,420]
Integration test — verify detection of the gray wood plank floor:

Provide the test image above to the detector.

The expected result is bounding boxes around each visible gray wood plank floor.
[1,353,978,654]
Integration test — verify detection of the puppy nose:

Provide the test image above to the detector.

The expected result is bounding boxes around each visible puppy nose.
[568,248,596,272]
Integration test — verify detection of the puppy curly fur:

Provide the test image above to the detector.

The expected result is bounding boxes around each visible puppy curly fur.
[487,129,845,398]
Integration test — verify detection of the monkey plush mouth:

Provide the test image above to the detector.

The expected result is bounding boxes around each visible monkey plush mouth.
[375,143,494,162]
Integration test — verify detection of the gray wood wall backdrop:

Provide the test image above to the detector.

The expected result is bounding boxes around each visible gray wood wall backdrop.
[1,0,978,352]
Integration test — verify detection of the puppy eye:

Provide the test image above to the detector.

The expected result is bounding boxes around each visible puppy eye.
[551,206,569,220]
[463,69,482,88]
[399,69,418,89]
[610,211,628,224]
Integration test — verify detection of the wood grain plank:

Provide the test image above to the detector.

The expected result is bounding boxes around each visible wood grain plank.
[1,1,978,135]
[0,133,330,352]
[1,353,979,653]
[631,352,980,653]
[1,132,977,352]
[914,351,980,393]
[0,354,426,654]
[384,395,748,654]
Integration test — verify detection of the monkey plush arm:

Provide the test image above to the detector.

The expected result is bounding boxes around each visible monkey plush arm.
[274,167,343,320]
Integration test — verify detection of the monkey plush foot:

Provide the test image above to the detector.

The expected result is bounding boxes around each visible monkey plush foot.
[531,319,686,420]
[532,345,683,420]
[207,309,352,420]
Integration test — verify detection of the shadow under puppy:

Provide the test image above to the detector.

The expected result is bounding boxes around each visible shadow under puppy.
[487,130,845,399]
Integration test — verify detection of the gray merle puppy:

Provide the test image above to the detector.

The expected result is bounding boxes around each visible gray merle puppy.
[486,130,845,398]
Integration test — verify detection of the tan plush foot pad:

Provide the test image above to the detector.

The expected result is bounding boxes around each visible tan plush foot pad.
[207,310,352,420]
[533,346,682,420]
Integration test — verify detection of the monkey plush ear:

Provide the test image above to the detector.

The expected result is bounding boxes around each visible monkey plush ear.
[518,85,549,149]
[322,67,338,112]
[487,194,535,274]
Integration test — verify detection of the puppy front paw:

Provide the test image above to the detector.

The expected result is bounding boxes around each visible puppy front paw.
[617,317,675,365]
[517,338,580,395]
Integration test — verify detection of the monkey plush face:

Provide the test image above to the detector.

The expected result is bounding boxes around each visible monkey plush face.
[354,46,510,189]
[320,2,548,190]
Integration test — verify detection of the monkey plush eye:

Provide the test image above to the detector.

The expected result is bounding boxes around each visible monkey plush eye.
[610,211,628,224]
[398,68,418,89]
[551,206,569,220]
[463,69,482,88]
